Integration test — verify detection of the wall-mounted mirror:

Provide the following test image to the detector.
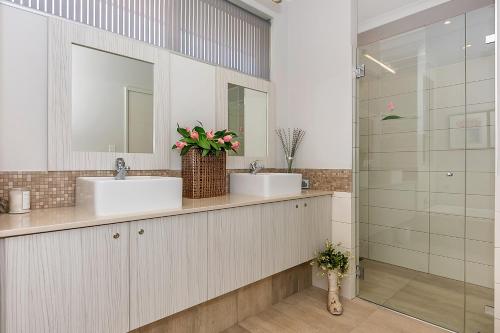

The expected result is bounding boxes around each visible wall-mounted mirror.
[228,84,268,157]
[71,44,154,153]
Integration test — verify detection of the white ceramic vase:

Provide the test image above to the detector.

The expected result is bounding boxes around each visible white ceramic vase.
[327,269,343,315]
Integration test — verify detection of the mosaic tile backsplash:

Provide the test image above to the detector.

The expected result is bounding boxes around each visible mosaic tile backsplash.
[0,169,351,210]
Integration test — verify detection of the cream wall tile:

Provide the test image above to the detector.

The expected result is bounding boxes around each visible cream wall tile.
[359,205,368,223]
[430,84,465,110]
[430,192,465,216]
[429,254,464,281]
[359,240,368,258]
[466,194,494,219]
[360,189,368,206]
[430,150,465,172]
[467,149,495,172]
[368,242,428,272]
[466,262,493,288]
[430,234,465,260]
[369,91,429,119]
[466,172,495,196]
[430,128,465,151]
[340,273,356,299]
[373,65,420,99]
[466,239,494,266]
[370,116,429,135]
[429,107,465,130]
[359,135,368,153]
[369,132,426,153]
[370,152,429,171]
[369,189,429,211]
[370,207,429,232]
[466,217,494,243]
[359,100,369,118]
[332,196,351,223]
[430,171,465,194]
[466,55,494,83]
[369,224,428,253]
[430,213,465,238]
[359,171,368,189]
[495,248,500,284]
[428,61,465,89]
[467,79,495,105]
[360,118,369,135]
[359,222,368,241]
[496,211,500,246]
[332,221,353,248]
[369,171,429,191]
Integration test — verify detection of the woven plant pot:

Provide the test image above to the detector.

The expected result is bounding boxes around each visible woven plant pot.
[181,149,226,199]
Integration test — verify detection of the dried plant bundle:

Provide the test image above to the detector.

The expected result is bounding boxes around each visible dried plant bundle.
[275,128,305,159]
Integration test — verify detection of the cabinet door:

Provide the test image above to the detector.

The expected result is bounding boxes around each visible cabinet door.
[261,200,301,277]
[129,213,208,330]
[300,196,333,262]
[207,206,262,298]
[0,224,129,333]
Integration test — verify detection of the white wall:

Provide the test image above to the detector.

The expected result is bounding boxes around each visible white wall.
[169,54,216,170]
[271,0,356,170]
[0,4,48,171]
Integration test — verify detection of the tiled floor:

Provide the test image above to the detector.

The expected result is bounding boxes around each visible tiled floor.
[358,259,494,333]
[224,287,447,333]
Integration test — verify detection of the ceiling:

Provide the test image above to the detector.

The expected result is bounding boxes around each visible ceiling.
[358,0,452,32]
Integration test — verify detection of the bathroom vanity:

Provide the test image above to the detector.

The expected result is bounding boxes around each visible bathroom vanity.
[0,191,332,333]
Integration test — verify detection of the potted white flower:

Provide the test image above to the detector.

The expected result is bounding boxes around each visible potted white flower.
[311,240,349,315]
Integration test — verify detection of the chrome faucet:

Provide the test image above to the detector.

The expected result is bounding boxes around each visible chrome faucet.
[249,160,264,175]
[115,157,130,180]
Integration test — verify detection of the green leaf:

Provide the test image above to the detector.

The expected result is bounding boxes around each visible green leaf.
[177,127,190,138]
[382,115,403,121]
[202,149,209,157]
[198,137,211,150]
[184,138,196,144]
[193,126,205,135]
[214,130,226,137]
[215,150,220,157]
[180,145,191,156]
[209,140,221,150]
[171,144,177,149]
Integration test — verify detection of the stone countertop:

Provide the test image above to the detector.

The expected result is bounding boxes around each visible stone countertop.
[0,190,333,238]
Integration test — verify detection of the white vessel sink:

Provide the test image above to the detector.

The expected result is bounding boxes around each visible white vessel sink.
[230,173,302,197]
[76,176,182,216]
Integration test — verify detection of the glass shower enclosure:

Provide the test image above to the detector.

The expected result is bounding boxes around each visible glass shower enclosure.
[356,5,495,333]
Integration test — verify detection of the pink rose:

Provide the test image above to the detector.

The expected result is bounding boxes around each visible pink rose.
[175,141,187,149]
[185,127,191,132]
[207,130,214,140]
[217,138,225,144]
[190,130,199,140]
[223,135,232,142]
[231,141,240,150]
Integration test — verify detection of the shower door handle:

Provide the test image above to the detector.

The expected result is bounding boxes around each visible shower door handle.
[447,172,454,177]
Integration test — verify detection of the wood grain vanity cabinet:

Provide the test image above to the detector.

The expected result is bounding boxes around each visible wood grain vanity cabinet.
[129,213,208,330]
[0,195,332,333]
[262,197,332,277]
[0,223,130,333]
[207,206,262,298]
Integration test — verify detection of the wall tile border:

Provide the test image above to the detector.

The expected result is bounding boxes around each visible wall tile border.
[0,169,351,210]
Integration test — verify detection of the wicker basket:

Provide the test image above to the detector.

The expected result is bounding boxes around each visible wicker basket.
[181,149,226,199]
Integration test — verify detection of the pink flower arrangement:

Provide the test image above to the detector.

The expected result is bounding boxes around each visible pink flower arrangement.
[172,122,240,156]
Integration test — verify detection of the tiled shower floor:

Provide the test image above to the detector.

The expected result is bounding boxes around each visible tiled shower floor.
[358,259,493,333]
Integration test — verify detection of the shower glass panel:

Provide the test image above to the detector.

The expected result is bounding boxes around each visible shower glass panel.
[356,5,494,333]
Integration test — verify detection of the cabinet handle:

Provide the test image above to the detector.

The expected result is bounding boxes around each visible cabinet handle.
[113,233,120,239]
[138,229,145,235]
[295,204,299,208]
[304,203,308,207]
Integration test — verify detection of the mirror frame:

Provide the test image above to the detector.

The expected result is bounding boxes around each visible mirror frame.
[48,18,169,170]
[216,67,276,169]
